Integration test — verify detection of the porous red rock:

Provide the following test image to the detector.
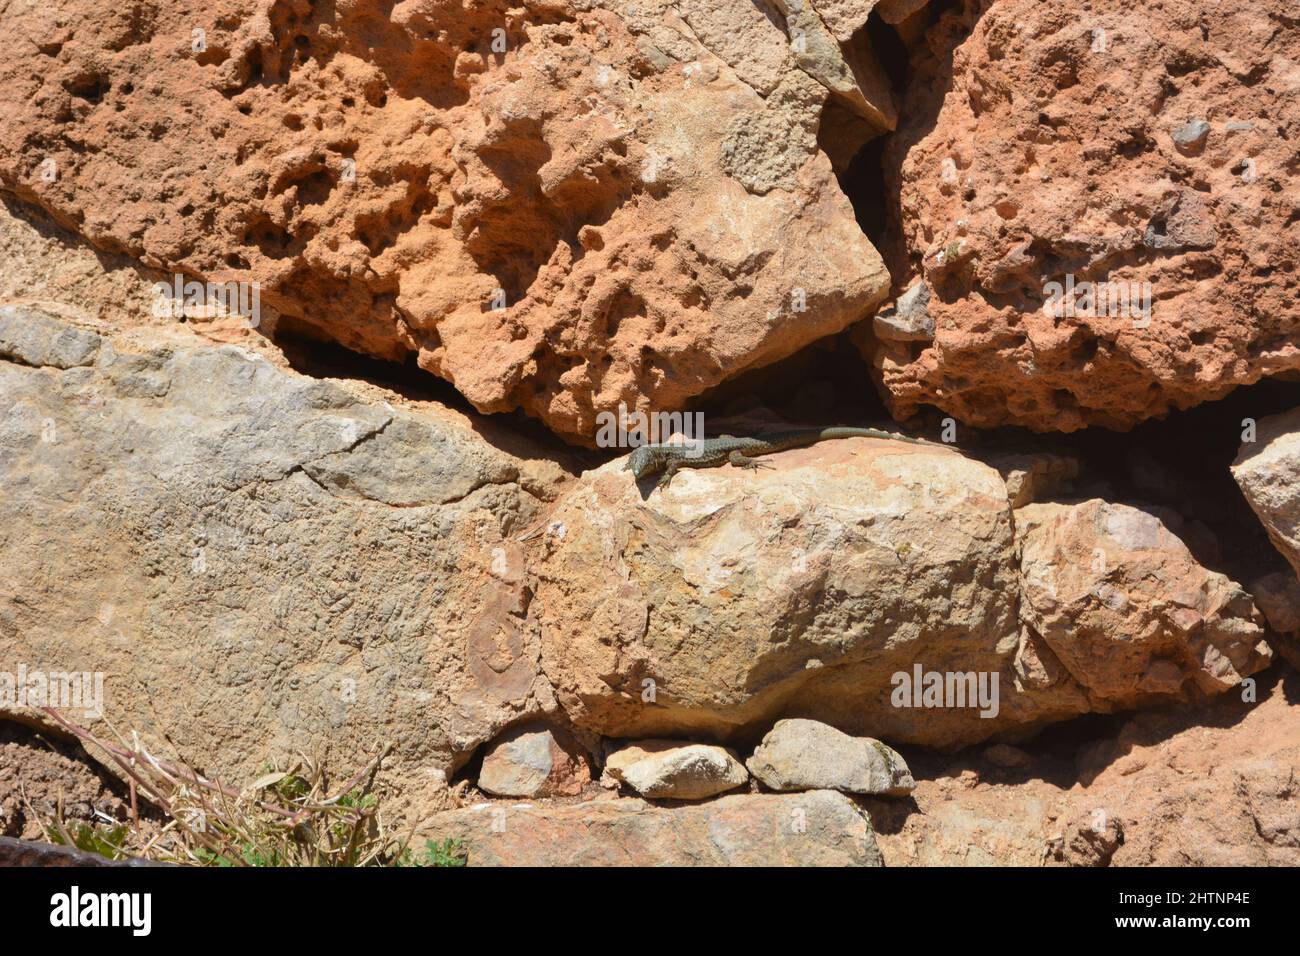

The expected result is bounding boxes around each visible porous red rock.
[0,0,894,444]
[867,0,1300,432]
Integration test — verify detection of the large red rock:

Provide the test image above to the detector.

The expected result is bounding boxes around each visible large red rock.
[0,0,893,444]
[866,0,1300,432]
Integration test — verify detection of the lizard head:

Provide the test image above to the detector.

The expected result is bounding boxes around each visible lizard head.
[623,445,660,479]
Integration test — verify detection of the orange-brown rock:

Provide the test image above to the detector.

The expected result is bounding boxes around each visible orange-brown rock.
[0,0,894,444]
[866,673,1300,866]
[867,0,1300,432]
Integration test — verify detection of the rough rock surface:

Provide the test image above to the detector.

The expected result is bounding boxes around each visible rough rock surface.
[428,789,882,865]
[534,435,1031,746]
[533,436,1267,746]
[746,718,915,796]
[601,739,747,799]
[1233,406,1300,582]
[871,280,933,343]
[0,306,101,369]
[984,450,1078,509]
[865,673,1300,867]
[1016,500,1272,705]
[0,309,559,810]
[1247,571,1300,670]
[477,724,591,797]
[0,0,893,443]
[1250,571,1300,635]
[869,0,1300,432]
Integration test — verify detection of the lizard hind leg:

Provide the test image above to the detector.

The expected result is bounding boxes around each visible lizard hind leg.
[728,450,774,471]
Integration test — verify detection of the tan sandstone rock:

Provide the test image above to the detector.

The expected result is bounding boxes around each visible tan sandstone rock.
[477,725,592,798]
[0,308,557,814]
[867,0,1300,432]
[984,450,1078,509]
[601,739,748,799]
[533,433,1040,747]
[1233,407,1300,583]
[427,789,882,865]
[746,718,915,796]
[533,436,1271,748]
[1016,500,1272,704]
[0,0,893,444]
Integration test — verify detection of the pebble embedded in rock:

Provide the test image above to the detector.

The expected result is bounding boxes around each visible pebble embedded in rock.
[1171,118,1211,155]
[872,280,935,342]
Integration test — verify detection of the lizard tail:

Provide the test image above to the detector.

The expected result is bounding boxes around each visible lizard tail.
[819,426,926,445]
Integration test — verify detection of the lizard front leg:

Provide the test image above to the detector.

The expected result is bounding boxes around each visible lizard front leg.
[728,450,774,471]
[656,458,681,489]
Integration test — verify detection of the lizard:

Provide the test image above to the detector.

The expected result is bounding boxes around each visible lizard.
[623,426,927,489]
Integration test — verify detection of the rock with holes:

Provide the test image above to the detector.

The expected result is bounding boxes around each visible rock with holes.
[746,719,915,796]
[427,789,883,866]
[0,309,561,816]
[601,739,748,799]
[477,725,591,797]
[0,0,899,444]
[865,0,1300,432]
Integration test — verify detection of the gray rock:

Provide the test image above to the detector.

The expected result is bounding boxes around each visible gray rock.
[1171,118,1211,155]
[0,308,554,811]
[872,281,934,342]
[602,740,748,800]
[747,719,915,796]
[0,306,100,368]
